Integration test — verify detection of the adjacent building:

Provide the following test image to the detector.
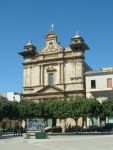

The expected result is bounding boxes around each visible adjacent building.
[0,92,20,102]
[85,67,113,102]
[85,67,113,126]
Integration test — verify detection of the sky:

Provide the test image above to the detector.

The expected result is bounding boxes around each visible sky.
[0,0,113,92]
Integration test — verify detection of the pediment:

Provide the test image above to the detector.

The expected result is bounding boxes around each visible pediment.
[35,86,64,94]
[40,42,64,54]
[40,31,64,54]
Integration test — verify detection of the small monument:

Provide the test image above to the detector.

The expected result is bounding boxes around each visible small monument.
[25,118,47,139]
[26,118,45,131]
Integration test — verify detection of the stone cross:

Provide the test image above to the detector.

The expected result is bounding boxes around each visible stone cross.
[50,24,54,31]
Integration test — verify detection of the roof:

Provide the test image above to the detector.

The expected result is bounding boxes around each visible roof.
[85,67,113,76]
[73,31,81,38]
[25,41,33,46]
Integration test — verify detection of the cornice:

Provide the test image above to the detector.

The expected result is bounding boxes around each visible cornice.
[23,55,84,65]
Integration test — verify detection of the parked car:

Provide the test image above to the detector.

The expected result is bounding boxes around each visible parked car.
[65,125,82,133]
[44,126,62,133]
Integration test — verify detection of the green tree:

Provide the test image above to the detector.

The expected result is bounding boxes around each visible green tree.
[101,98,113,119]
[18,100,36,123]
[42,100,58,129]
[0,101,6,121]
[85,98,101,126]
[33,101,44,118]
[68,98,83,134]
[0,101,12,119]
[9,101,19,127]
[0,101,19,127]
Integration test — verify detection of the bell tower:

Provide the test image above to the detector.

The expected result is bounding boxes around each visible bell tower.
[18,41,36,59]
[70,32,90,96]
[70,32,89,51]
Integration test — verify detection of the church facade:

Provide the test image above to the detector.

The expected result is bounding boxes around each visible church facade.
[19,27,91,101]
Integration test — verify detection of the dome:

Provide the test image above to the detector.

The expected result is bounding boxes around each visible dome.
[25,41,33,46]
[73,31,81,39]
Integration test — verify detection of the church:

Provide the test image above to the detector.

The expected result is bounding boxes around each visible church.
[19,26,92,101]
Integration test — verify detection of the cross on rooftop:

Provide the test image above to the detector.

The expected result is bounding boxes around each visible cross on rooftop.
[50,24,54,31]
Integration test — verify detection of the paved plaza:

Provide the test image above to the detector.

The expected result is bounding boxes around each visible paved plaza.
[0,134,113,150]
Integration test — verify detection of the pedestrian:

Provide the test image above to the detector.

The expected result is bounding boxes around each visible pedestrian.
[20,126,23,136]
[14,126,17,136]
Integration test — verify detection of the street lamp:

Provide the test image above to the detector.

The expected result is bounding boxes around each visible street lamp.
[13,96,15,101]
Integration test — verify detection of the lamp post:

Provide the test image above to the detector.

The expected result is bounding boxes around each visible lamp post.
[13,96,15,101]
[13,96,16,127]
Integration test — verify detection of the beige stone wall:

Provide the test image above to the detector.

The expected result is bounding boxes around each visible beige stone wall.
[31,65,40,86]
[23,54,85,97]
[56,117,83,129]
[0,118,22,128]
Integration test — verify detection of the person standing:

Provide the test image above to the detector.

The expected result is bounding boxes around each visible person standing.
[14,126,17,136]
[20,126,23,136]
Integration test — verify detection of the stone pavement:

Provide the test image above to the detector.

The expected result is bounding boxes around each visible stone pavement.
[0,134,113,150]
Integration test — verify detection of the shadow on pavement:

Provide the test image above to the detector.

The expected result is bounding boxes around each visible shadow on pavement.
[0,134,23,140]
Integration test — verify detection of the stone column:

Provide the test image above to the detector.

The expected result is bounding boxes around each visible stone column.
[74,61,77,78]
[41,65,44,85]
[59,63,61,83]
[39,66,41,85]
[62,119,66,133]
[106,116,109,123]
[27,67,31,87]
[97,116,100,126]
[30,66,32,87]
[43,66,44,85]
[23,67,27,87]
[87,117,91,127]
[61,63,64,83]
